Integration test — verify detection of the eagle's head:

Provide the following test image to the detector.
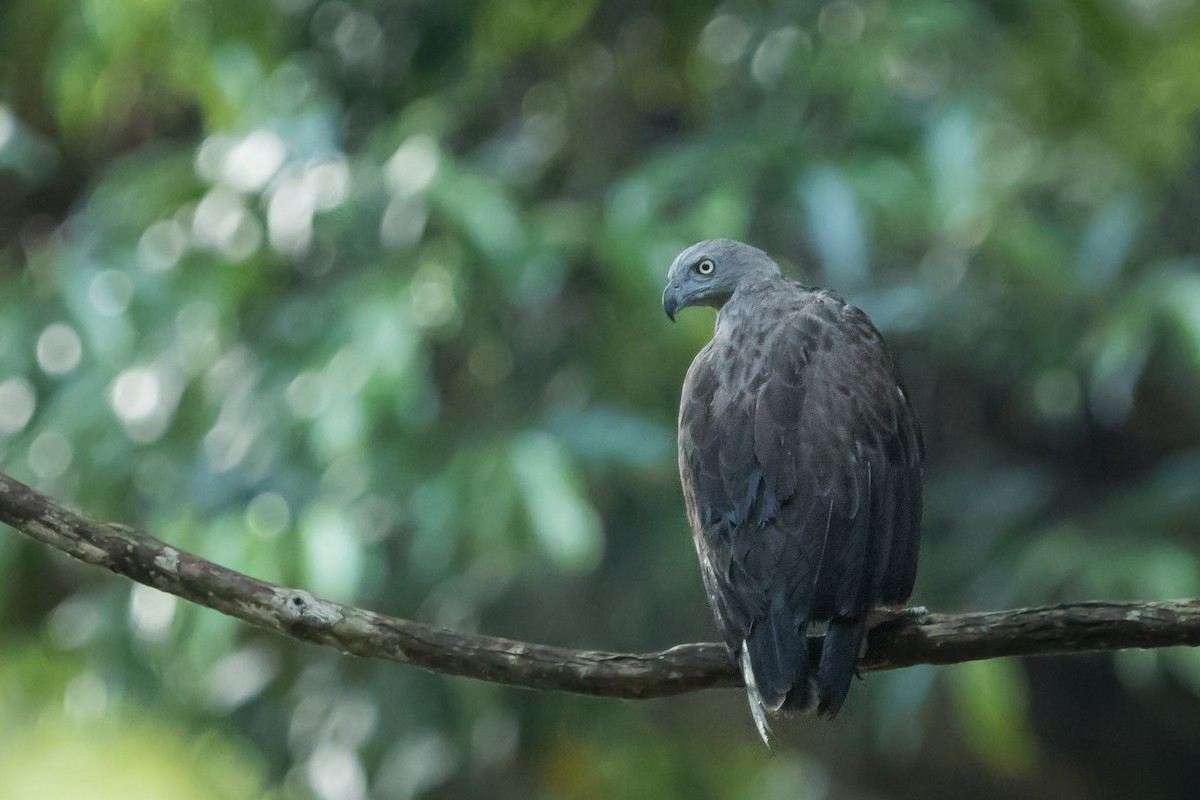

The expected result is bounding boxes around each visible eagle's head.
[662,239,781,321]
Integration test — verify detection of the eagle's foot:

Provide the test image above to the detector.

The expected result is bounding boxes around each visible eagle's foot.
[867,605,928,627]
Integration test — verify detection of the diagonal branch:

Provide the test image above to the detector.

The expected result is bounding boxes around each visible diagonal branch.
[3,471,1200,698]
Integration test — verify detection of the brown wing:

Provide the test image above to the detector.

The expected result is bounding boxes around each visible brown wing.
[679,291,923,715]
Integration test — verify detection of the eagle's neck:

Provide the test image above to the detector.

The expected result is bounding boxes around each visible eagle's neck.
[714,275,788,338]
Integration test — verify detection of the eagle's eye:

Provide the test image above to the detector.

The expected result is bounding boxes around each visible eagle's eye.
[696,258,715,275]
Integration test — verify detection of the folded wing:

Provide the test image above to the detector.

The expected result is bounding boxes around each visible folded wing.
[679,294,923,723]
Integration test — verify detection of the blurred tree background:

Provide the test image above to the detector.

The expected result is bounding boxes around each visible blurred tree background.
[3,0,1200,797]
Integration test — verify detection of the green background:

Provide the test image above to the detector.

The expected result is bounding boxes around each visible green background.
[3,0,1200,797]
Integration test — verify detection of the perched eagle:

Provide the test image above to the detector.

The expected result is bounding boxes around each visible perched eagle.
[663,239,923,745]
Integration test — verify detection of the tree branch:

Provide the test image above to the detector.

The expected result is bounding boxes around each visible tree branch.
[3,471,1199,698]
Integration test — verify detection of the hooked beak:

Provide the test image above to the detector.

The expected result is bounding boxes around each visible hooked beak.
[662,283,682,322]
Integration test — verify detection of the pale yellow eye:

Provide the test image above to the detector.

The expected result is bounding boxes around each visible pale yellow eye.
[696,259,715,275]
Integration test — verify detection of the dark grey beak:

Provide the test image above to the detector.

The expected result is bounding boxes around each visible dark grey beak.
[662,284,681,322]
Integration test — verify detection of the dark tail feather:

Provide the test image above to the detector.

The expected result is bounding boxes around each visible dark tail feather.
[815,618,867,718]
[744,599,807,710]
[778,636,824,713]
[741,605,808,747]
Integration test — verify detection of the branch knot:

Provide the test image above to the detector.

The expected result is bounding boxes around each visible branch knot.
[273,589,344,626]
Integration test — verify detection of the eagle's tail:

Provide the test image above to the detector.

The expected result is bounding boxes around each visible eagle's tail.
[740,609,866,744]
[813,617,866,717]
[760,616,866,719]
[740,596,816,746]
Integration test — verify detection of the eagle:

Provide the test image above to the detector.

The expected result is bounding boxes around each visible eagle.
[662,239,923,745]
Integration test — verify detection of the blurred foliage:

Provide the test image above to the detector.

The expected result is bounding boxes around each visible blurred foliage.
[3,0,1200,798]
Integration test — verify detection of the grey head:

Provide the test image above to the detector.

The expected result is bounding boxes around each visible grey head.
[662,239,782,321]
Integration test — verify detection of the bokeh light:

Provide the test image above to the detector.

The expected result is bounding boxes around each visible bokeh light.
[36,323,83,375]
[0,378,36,434]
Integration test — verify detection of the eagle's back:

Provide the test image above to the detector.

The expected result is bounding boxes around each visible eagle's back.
[677,277,923,726]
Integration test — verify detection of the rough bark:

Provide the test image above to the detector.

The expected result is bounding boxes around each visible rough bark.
[3,471,1198,698]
